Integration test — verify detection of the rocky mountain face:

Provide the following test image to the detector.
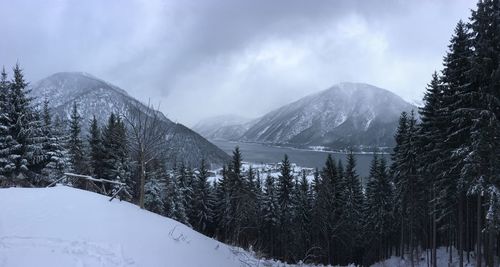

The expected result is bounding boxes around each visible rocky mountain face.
[197,82,415,151]
[30,72,230,167]
[242,82,416,150]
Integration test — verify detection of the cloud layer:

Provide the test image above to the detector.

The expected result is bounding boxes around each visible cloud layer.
[0,0,475,125]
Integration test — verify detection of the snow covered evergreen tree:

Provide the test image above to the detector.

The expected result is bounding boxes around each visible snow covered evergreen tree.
[4,64,33,181]
[0,67,17,181]
[339,152,364,264]
[88,116,104,179]
[167,173,190,226]
[292,170,312,259]
[67,102,87,179]
[101,113,132,196]
[191,159,214,235]
[315,154,342,265]
[364,154,393,262]
[276,154,294,261]
[261,173,279,256]
[40,100,70,183]
[393,111,424,264]
[144,174,164,214]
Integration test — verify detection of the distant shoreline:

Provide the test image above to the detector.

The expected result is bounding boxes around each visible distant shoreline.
[210,139,392,155]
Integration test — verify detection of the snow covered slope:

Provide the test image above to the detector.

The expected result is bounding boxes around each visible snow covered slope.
[193,115,255,141]
[242,82,416,150]
[30,72,230,167]
[0,186,278,267]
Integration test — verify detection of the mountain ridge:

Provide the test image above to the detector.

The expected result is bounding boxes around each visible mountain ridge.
[30,72,230,167]
[196,82,415,151]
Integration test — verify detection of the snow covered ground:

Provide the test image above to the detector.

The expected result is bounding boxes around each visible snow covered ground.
[372,247,477,267]
[0,186,301,267]
[0,185,477,267]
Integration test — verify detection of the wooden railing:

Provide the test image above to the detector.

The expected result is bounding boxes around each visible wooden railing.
[47,173,129,201]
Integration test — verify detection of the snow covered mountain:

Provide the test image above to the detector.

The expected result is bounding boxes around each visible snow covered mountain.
[193,115,254,141]
[241,82,416,150]
[30,72,230,167]
[0,186,292,267]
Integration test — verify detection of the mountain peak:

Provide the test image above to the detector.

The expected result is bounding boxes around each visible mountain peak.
[241,82,416,149]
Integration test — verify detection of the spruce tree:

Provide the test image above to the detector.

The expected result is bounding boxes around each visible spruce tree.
[67,102,87,178]
[144,175,164,214]
[167,173,190,225]
[192,159,214,234]
[0,67,16,180]
[339,152,364,264]
[364,154,393,262]
[440,20,473,267]
[214,165,231,242]
[88,116,104,178]
[393,111,423,264]
[276,154,294,261]
[5,64,32,180]
[261,173,279,256]
[293,170,312,259]
[317,154,342,264]
[40,102,70,183]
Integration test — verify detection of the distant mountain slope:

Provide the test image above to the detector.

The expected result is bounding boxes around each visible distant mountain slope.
[193,115,254,141]
[0,186,293,267]
[30,72,230,167]
[241,82,416,150]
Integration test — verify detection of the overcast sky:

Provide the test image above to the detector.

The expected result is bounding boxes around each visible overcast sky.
[1,0,476,126]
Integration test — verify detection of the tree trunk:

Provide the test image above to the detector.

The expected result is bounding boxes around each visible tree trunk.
[477,194,482,267]
[401,216,405,259]
[432,184,437,267]
[139,151,145,209]
[467,197,471,264]
[487,230,494,267]
[459,192,464,267]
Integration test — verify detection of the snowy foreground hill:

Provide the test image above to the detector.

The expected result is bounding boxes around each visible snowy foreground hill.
[0,186,472,267]
[0,186,293,267]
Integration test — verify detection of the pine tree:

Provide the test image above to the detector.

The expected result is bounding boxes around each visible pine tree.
[417,72,449,267]
[293,170,312,259]
[240,165,260,247]
[364,154,393,262]
[175,164,193,228]
[5,64,33,180]
[315,154,342,264]
[167,173,190,225]
[393,110,423,264]
[101,113,131,195]
[214,165,229,240]
[261,173,279,255]
[440,20,473,267]
[144,175,164,214]
[40,101,70,183]
[224,147,246,244]
[88,116,104,178]
[0,67,16,180]
[67,102,87,178]
[192,159,214,234]
[339,152,364,264]
[276,154,294,261]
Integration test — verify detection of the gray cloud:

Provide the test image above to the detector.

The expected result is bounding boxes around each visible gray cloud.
[0,0,476,125]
